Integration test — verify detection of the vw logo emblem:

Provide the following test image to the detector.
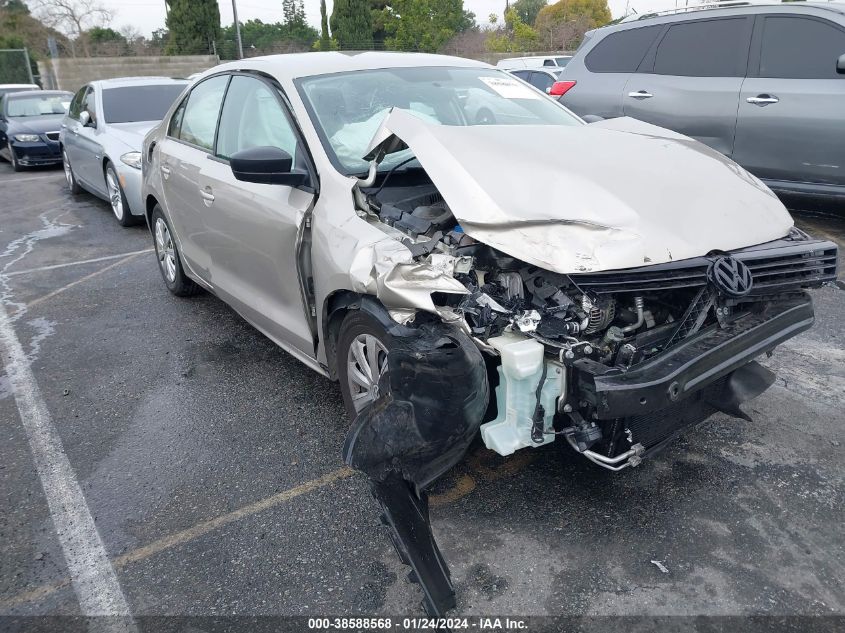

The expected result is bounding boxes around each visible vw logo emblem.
[708,256,753,298]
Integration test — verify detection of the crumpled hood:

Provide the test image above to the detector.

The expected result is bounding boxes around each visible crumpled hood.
[366,110,794,273]
[106,121,158,151]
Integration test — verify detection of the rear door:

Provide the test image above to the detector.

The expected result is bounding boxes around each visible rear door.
[156,74,229,281]
[560,24,663,118]
[622,16,753,157]
[198,74,316,356]
[733,14,845,187]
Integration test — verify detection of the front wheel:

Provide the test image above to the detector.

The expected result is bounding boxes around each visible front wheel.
[8,142,22,172]
[151,205,199,297]
[336,311,391,420]
[63,149,81,194]
[105,162,136,227]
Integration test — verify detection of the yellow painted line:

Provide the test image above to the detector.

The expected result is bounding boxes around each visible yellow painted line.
[0,468,355,610]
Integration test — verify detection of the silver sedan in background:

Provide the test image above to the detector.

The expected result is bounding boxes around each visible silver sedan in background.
[60,77,188,226]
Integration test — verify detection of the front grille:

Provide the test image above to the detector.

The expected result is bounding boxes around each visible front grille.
[571,238,838,296]
[45,132,60,141]
[620,377,727,453]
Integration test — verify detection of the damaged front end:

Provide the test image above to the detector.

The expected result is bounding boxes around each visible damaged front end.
[341,109,839,615]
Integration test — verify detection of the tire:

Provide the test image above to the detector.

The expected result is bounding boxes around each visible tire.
[336,310,392,420]
[62,148,81,194]
[105,162,137,227]
[8,142,22,172]
[151,205,199,297]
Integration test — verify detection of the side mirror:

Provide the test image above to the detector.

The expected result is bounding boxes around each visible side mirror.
[837,53,845,75]
[582,114,605,123]
[79,111,91,127]
[229,146,307,186]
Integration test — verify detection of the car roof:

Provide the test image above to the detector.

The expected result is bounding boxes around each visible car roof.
[0,83,39,89]
[91,77,189,89]
[206,51,488,81]
[6,90,72,99]
[615,0,845,27]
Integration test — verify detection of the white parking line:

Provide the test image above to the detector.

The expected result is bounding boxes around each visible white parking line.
[0,297,135,619]
[6,249,153,277]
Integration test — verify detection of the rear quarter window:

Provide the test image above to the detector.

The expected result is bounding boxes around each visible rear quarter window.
[585,25,662,73]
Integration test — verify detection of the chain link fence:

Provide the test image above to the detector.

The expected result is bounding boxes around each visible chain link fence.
[0,48,36,85]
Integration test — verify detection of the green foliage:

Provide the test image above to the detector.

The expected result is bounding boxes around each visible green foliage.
[87,26,124,44]
[282,0,307,27]
[535,0,611,30]
[164,0,221,55]
[330,0,373,49]
[486,7,539,52]
[217,18,318,59]
[382,0,475,52]
[319,0,331,50]
[512,0,547,26]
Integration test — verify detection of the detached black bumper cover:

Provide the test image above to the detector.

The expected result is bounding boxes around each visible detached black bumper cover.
[576,294,814,420]
[343,320,489,617]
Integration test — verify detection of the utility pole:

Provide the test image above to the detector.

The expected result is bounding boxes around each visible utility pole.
[232,0,244,59]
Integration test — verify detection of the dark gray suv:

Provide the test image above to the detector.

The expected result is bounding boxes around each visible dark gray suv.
[560,2,845,202]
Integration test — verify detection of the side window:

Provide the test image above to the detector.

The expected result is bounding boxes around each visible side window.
[529,72,554,92]
[168,95,188,137]
[68,86,87,119]
[178,75,228,151]
[80,88,97,123]
[585,25,662,72]
[512,70,531,81]
[760,16,845,79]
[653,18,749,77]
[215,75,298,162]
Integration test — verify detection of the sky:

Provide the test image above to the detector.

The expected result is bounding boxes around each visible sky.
[86,0,686,39]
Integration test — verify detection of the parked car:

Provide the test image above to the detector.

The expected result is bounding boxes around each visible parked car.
[141,50,837,616]
[496,55,572,70]
[60,77,188,226]
[0,90,72,171]
[509,67,576,95]
[559,2,845,202]
[0,83,39,98]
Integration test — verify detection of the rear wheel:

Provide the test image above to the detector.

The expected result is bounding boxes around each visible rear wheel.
[151,205,199,297]
[336,311,391,420]
[105,162,136,226]
[63,148,81,193]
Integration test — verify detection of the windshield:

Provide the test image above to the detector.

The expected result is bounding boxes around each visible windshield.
[102,84,186,124]
[6,94,71,117]
[297,66,580,175]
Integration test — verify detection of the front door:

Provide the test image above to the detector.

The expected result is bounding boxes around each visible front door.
[733,14,845,188]
[199,74,316,356]
[623,16,753,158]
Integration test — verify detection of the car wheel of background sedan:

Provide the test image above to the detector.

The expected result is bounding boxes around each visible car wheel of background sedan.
[62,149,81,194]
[7,142,22,172]
[151,205,199,297]
[337,311,391,420]
[105,162,137,227]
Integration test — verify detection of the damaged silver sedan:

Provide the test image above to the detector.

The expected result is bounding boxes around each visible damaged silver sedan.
[141,52,838,616]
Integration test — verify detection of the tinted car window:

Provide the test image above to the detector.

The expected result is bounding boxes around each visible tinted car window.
[81,88,97,123]
[102,84,186,124]
[653,18,749,77]
[529,72,554,91]
[177,75,228,151]
[511,70,531,80]
[585,25,662,72]
[68,86,86,119]
[168,96,187,137]
[760,16,845,79]
[216,76,298,161]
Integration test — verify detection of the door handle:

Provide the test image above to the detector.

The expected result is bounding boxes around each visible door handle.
[160,165,171,179]
[746,94,779,106]
[199,187,215,204]
[627,90,653,99]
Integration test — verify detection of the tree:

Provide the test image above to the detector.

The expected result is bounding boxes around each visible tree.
[164,0,220,55]
[30,0,112,56]
[319,0,331,50]
[381,0,475,53]
[512,0,547,26]
[217,18,318,59]
[330,0,372,50]
[535,13,589,51]
[535,0,611,32]
[487,7,539,52]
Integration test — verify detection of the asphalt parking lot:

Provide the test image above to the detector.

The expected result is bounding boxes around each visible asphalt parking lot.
[1,163,844,627]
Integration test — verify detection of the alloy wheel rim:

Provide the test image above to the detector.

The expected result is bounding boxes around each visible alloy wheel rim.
[106,169,123,220]
[346,333,388,413]
[154,218,177,283]
[63,151,72,187]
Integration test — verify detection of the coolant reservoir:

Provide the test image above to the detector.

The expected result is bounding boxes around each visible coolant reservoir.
[480,334,562,456]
